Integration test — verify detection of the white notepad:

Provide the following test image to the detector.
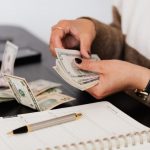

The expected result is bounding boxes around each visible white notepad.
[0,101,150,150]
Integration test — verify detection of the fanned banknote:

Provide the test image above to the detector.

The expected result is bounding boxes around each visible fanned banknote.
[53,48,100,91]
[36,93,73,111]
[0,41,18,87]
[4,74,74,111]
[29,79,61,96]
[0,89,14,102]
[0,79,62,103]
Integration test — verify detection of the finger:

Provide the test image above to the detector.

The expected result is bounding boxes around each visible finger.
[86,86,104,99]
[50,29,65,55]
[74,58,101,73]
[80,35,92,58]
[49,43,57,57]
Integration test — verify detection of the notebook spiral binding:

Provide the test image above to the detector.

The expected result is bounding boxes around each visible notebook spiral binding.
[40,129,150,150]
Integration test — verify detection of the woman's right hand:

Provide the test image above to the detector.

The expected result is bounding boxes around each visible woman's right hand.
[49,18,96,58]
[75,58,150,99]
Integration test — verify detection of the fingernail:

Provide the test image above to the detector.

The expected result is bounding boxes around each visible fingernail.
[75,58,82,64]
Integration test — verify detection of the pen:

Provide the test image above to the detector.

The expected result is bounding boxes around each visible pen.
[8,113,82,135]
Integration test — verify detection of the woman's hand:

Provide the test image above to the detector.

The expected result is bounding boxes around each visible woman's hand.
[49,19,96,58]
[75,58,150,99]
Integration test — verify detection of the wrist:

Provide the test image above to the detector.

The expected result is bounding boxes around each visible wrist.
[128,65,150,100]
[134,79,150,101]
[128,65,150,90]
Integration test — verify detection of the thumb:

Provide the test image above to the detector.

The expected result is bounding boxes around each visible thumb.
[74,58,101,73]
[80,35,92,58]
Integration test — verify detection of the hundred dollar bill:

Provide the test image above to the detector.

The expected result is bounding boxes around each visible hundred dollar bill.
[36,93,74,111]
[0,89,14,99]
[4,74,74,111]
[0,89,14,102]
[4,74,40,110]
[56,48,100,78]
[0,87,62,103]
[53,66,98,91]
[40,87,62,95]
[54,48,100,90]
[0,41,18,87]
[29,79,61,96]
[0,80,62,103]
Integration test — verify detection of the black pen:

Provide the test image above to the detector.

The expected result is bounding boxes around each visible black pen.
[8,113,82,135]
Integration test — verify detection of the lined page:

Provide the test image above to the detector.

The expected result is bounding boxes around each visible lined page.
[0,101,148,150]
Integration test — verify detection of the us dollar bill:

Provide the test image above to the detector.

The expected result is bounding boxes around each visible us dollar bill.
[36,93,74,111]
[0,41,18,87]
[4,74,40,110]
[0,79,62,103]
[54,48,100,91]
[29,79,61,96]
[4,74,74,111]
[0,89,15,102]
[56,48,100,77]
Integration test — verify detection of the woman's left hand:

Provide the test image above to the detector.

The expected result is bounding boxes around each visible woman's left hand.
[75,58,150,99]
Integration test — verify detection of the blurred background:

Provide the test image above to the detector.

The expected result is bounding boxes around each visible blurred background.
[0,0,113,43]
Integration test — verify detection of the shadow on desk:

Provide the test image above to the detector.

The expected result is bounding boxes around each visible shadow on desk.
[0,25,150,127]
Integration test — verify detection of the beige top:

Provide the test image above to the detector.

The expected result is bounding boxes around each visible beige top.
[113,0,150,59]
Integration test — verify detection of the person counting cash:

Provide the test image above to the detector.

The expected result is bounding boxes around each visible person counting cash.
[49,0,150,107]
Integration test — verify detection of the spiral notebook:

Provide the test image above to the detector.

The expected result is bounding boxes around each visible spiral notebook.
[0,101,150,150]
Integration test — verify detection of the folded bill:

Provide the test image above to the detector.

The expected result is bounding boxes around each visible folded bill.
[0,89,14,99]
[0,41,18,87]
[4,74,74,111]
[0,89,14,102]
[36,93,73,111]
[53,48,100,91]
[0,79,62,103]
[29,79,61,96]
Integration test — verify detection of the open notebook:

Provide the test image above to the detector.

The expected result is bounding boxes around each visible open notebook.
[0,101,150,150]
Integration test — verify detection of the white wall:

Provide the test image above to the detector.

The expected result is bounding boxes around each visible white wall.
[0,0,113,43]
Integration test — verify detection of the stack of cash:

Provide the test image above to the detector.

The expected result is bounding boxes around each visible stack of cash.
[4,74,75,111]
[0,42,74,111]
[53,48,100,91]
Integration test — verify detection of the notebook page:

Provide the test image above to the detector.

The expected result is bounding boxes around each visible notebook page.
[119,143,150,150]
[0,117,46,150]
[0,118,11,150]
[0,101,149,150]
[21,101,149,149]
[48,102,148,140]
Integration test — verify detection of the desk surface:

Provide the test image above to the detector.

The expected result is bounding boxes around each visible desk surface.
[0,26,150,127]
